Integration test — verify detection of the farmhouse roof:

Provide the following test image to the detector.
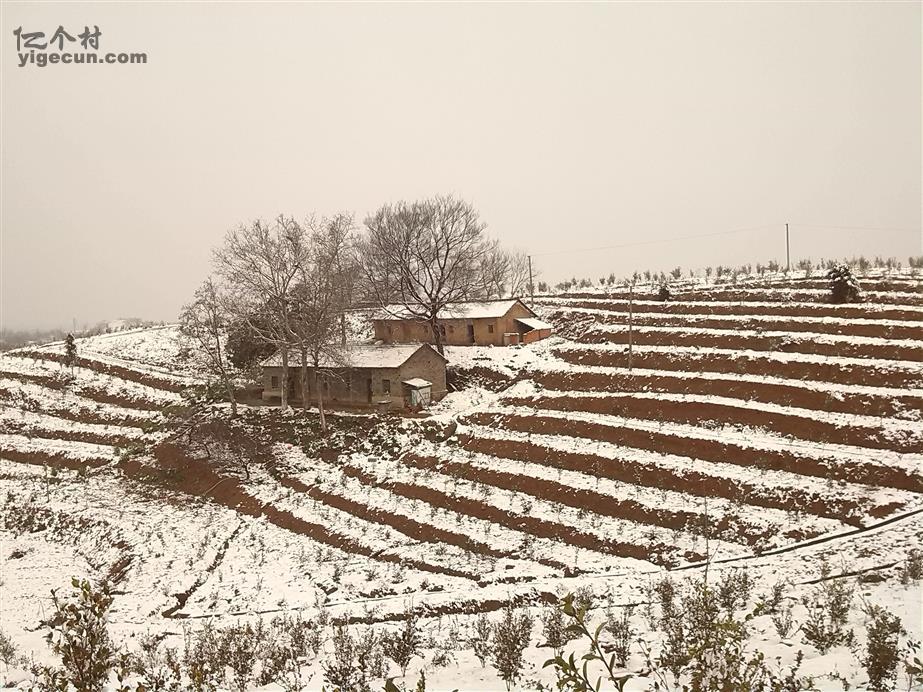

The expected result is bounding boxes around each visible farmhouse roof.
[261,342,445,369]
[515,317,554,331]
[373,299,532,321]
[402,378,432,388]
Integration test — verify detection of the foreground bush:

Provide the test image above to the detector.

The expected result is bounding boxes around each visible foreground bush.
[33,579,118,692]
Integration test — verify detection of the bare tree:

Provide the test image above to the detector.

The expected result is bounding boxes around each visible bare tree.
[291,213,358,432]
[478,242,531,299]
[505,250,531,297]
[360,195,488,354]
[478,238,511,299]
[179,277,238,416]
[213,216,307,410]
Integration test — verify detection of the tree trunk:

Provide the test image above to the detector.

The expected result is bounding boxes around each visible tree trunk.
[301,348,309,414]
[430,318,444,355]
[313,369,327,434]
[340,313,347,348]
[226,381,238,418]
[280,349,289,409]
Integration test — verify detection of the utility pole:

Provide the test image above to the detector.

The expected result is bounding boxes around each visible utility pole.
[628,283,634,375]
[785,223,790,273]
[527,255,535,300]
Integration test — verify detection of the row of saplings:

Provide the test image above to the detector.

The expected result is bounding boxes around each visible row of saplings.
[654,264,864,304]
[5,553,922,692]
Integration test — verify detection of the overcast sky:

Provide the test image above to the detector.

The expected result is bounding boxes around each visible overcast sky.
[2,2,920,330]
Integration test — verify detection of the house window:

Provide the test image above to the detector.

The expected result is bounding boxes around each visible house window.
[387,325,393,336]
[382,378,391,394]
[488,324,495,333]
[271,375,279,389]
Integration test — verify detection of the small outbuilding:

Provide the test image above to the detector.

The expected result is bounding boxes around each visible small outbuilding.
[260,342,447,411]
[372,299,553,347]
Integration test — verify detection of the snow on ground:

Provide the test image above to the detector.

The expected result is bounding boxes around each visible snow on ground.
[2,278,923,690]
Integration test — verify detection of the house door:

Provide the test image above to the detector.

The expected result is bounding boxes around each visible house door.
[467,324,475,344]
[366,378,372,404]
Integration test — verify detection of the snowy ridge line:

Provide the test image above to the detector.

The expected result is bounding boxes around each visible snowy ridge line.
[427,439,849,537]
[512,388,923,435]
[0,435,115,467]
[0,367,174,412]
[344,450,702,567]
[0,432,118,458]
[525,371,923,424]
[398,450,752,550]
[543,304,923,331]
[673,505,923,574]
[486,402,923,465]
[0,378,160,424]
[537,295,923,314]
[39,325,178,350]
[207,473,480,584]
[526,362,923,400]
[0,357,184,408]
[473,404,921,472]
[553,340,923,372]
[7,347,196,390]
[0,419,145,450]
[398,449,782,551]
[246,468,485,581]
[507,393,922,454]
[274,445,572,575]
[0,408,148,440]
[578,323,923,348]
[459,423,916,513]
[74,327,209,380]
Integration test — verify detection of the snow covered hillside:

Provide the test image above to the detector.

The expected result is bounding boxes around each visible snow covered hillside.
[1,272,922,690]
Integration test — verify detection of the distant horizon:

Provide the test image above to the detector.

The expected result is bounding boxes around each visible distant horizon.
[4,247,919,333]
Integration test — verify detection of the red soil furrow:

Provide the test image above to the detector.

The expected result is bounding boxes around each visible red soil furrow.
[507,395,920,454]
[465,412,923,494]
[544,308,923,341]
[120,443,476,580]
[1,422,139,449]
[531,370,923,420]
[0,387,150,428]
[9,350,187,393]
[271,470,569,573]
[0,369,166,411]
[338,462,689,566]
[553,348,922,390]
[574,327,923,362]
[558,299,923,321]
[402,453,803,546]
[0,446,109,469]
[458,435,884,525]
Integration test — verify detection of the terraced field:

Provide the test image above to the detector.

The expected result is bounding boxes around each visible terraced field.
[2,273,922,688]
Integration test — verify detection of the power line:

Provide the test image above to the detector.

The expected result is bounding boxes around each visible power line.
[529,222,922,258]
[530,224,779,258]
[789,223,920,234]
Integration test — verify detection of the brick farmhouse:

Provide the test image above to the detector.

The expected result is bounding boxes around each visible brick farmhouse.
[372,299,553,347]
[261,343,447,410]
